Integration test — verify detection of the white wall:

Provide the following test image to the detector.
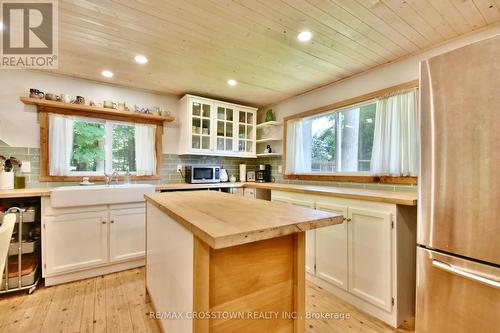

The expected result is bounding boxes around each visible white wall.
[265,25,500,121]
[0,70,180,153]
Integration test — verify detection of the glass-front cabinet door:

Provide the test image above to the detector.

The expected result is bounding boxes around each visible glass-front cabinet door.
[182,95,257,157]
[190,99,212,152]
[237,109,256,155]
[215,104,235,153]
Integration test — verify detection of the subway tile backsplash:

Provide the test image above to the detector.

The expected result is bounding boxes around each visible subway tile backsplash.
[0,142,416,192]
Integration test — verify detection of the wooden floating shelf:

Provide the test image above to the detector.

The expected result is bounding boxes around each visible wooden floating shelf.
[256,153,282,157]
[20,97,175,124]
[256,121,281,129]
[256,137,282,143]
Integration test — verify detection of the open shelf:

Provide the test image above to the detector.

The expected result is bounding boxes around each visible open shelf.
[20,97,175,124]
[256,153,282,157]
[256,121,281,129]
[256,137,282,143]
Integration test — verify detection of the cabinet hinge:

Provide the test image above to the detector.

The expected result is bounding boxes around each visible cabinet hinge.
[391,297,395,306]
[43,223,45,229]
[43,263,46,269]
[391,220,394,229]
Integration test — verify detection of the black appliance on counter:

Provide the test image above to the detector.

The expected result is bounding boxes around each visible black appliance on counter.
[255,164,271,183]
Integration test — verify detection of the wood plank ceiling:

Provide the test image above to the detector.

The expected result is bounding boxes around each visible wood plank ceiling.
[51,0,500,106]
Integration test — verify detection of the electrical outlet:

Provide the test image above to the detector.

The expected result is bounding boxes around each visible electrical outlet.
[278,165,282,174]
[177,164,183,174]
[21,161,31,173]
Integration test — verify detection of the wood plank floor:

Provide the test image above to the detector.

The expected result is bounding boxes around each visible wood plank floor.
[0,268,414,332]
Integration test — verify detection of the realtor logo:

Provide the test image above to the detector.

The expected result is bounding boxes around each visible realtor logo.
[1,0,58,68]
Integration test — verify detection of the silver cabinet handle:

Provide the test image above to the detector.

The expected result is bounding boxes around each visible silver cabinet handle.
[432,260,500,289]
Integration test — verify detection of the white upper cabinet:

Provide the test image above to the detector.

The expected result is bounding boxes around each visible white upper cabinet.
[236,108,256,156]
[189,98,213,153]
[179,95,257,157]
[215,103,235,154]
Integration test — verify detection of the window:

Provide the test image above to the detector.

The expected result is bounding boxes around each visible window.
[69,119,136,175]
[285,84,418,180]
[286,101,376,175]
[111,123,136,172]
[46,113,158,179]
[70,120,105,173]
[310,101,376,173]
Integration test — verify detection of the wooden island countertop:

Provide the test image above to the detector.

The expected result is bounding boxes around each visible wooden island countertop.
[145,190,344,333]
[144,190,342,249]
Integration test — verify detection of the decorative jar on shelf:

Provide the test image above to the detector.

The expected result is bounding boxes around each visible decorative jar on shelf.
[265,109,275,122]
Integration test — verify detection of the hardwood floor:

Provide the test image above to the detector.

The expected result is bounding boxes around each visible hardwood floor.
[0,268,414,333]
[306,283,414,333]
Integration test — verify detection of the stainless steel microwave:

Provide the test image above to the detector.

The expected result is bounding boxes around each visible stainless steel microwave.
[185,166,221,184]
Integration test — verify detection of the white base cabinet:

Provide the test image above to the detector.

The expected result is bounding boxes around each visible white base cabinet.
[315,202,348,290]
[348,207,392,312]
[271,190,416,328]
[43,211,108,275]
[109,206,146,262]
[41,198,146,286]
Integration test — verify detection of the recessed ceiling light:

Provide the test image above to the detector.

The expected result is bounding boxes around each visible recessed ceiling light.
[134,55,148,64]
[297,31,312,42]
[101,70,114,78]
[227,79,237,86]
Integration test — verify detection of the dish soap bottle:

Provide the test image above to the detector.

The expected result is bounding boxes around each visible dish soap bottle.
[14,168,26,189]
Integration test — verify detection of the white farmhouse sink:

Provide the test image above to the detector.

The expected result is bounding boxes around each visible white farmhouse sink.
[50,184,156,207]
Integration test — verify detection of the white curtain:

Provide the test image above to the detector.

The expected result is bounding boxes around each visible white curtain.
[285,118,312,174]
[135,124,157,176]
[370,89,418,176]
[49,114,74,176]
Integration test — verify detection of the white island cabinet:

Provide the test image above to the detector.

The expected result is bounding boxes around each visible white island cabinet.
[178,94,257,157]
[271,190,416,328]
[41,198,146,286]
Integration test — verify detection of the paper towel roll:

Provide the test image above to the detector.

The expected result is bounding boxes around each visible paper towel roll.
[0,172,14,190]
[239,164,246,182]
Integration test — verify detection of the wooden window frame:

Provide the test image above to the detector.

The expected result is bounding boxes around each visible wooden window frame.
[39,107,163,182]
[282,80,419,185]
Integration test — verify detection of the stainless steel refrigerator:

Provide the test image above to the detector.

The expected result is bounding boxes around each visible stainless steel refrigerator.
[417,36,500,332]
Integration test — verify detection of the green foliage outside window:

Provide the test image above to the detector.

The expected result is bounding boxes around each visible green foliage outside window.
[71,121,105,172]
[70,121,137,173]
[112,124,136,172]
[312,114,335,163]
[310,102,376,172]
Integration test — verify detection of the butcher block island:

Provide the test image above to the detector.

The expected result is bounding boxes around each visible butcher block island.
[144,191,343,333]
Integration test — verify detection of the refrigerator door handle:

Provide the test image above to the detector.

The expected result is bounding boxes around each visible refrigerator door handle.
[432,259,500,289]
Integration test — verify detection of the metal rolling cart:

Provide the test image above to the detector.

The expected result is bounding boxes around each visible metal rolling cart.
[0,206,40,295]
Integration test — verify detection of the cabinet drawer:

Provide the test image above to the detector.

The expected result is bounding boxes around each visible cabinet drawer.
[42,197,107,216]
